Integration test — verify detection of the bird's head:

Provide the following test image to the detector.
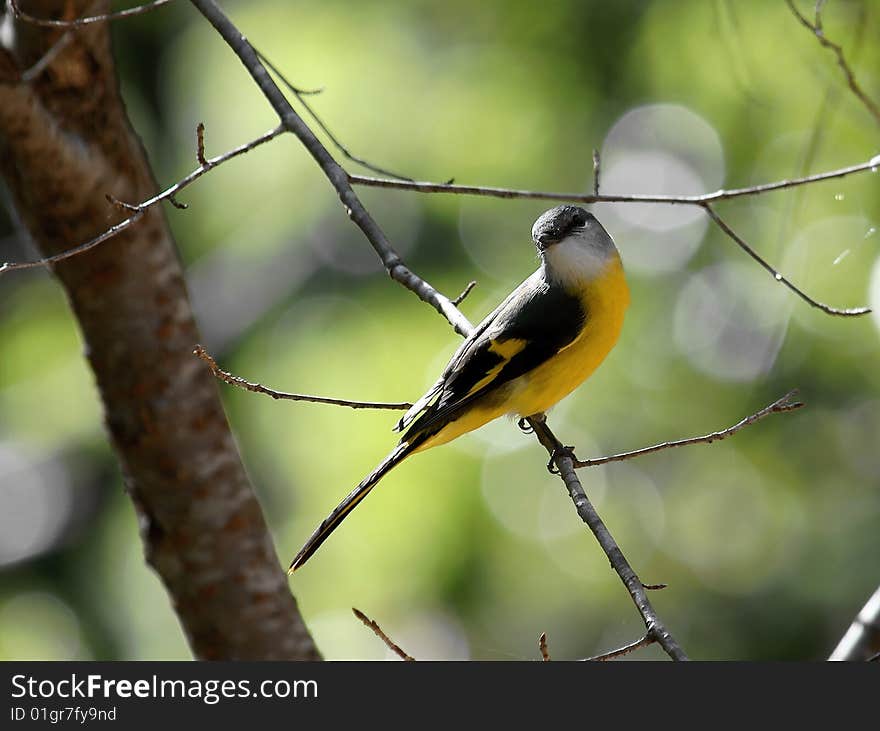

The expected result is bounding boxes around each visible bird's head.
[531,205,619,283]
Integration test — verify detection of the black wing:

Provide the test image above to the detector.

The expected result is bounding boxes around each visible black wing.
[401,272,586,441]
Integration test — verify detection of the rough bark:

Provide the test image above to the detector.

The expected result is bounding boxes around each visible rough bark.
[0,1,320,660]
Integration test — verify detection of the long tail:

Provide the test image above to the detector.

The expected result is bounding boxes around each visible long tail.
[287,441,416,573]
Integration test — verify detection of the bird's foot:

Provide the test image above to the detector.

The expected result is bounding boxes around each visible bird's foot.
[547,445,578,475]
[517,417,534,434]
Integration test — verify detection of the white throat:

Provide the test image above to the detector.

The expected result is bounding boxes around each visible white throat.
[541,234,616,288]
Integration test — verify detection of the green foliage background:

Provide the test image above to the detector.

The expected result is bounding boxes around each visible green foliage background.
[1,0,878,660]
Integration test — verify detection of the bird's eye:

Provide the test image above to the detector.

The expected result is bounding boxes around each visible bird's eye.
[573,215,586,227]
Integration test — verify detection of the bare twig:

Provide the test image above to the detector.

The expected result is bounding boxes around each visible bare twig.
[257,51,415,182]
[829,585,880,661]
[528,415,688,661]
[451,280,477,306]
[348,153,880,205]
[0,124,282,275]
[352,608,414,661]
[701,203,869,317]
[9,0,174,27]
[585,633,656,662]
[194,345,412,411]
[189,0,473,338]
[786,0,880,126]
[573,390,804,468]
[539,632,551,661]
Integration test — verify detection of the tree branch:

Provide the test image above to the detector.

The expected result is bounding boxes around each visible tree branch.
[573,390,803,468]
[528,416,689,661]
[348,153,880,205]
[193,345,413,411]
[701,203,869,317]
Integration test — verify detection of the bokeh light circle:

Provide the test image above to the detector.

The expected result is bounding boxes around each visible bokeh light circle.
[592,104,725,275]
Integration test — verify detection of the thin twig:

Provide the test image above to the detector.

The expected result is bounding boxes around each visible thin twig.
[573,390,804,468]
[585,633,656,662]
[785,0,880,126]
[352,608,414,661]
[539,632,551,661]
[194,345,412,411]
[528,415,688,661]
[451,280,477,306]
[256,50,415,182]
[592,148,601,196]
[348,153,880,205]
[0,124,282,275]
[701,203,870,317]
[9,0,174,27]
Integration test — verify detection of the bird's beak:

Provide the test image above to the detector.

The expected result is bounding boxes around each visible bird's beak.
[534,233,560,251]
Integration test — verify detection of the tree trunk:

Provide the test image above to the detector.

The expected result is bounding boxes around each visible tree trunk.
[0,1,319,661]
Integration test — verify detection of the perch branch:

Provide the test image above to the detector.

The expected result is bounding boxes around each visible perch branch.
[528,415,689,661]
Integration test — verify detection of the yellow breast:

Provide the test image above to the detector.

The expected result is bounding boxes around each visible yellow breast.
[507,255,629,418]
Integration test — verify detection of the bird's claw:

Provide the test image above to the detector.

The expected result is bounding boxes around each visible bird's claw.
[517,418,534,434]
[546,445,577,474]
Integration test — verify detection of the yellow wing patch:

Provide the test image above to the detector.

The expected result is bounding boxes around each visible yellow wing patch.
[464,338,528,397]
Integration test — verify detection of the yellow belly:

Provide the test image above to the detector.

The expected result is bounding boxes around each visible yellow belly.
[412,257,628,453]
[508,257,629,417]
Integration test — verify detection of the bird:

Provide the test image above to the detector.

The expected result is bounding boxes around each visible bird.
[288,204,629,573]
